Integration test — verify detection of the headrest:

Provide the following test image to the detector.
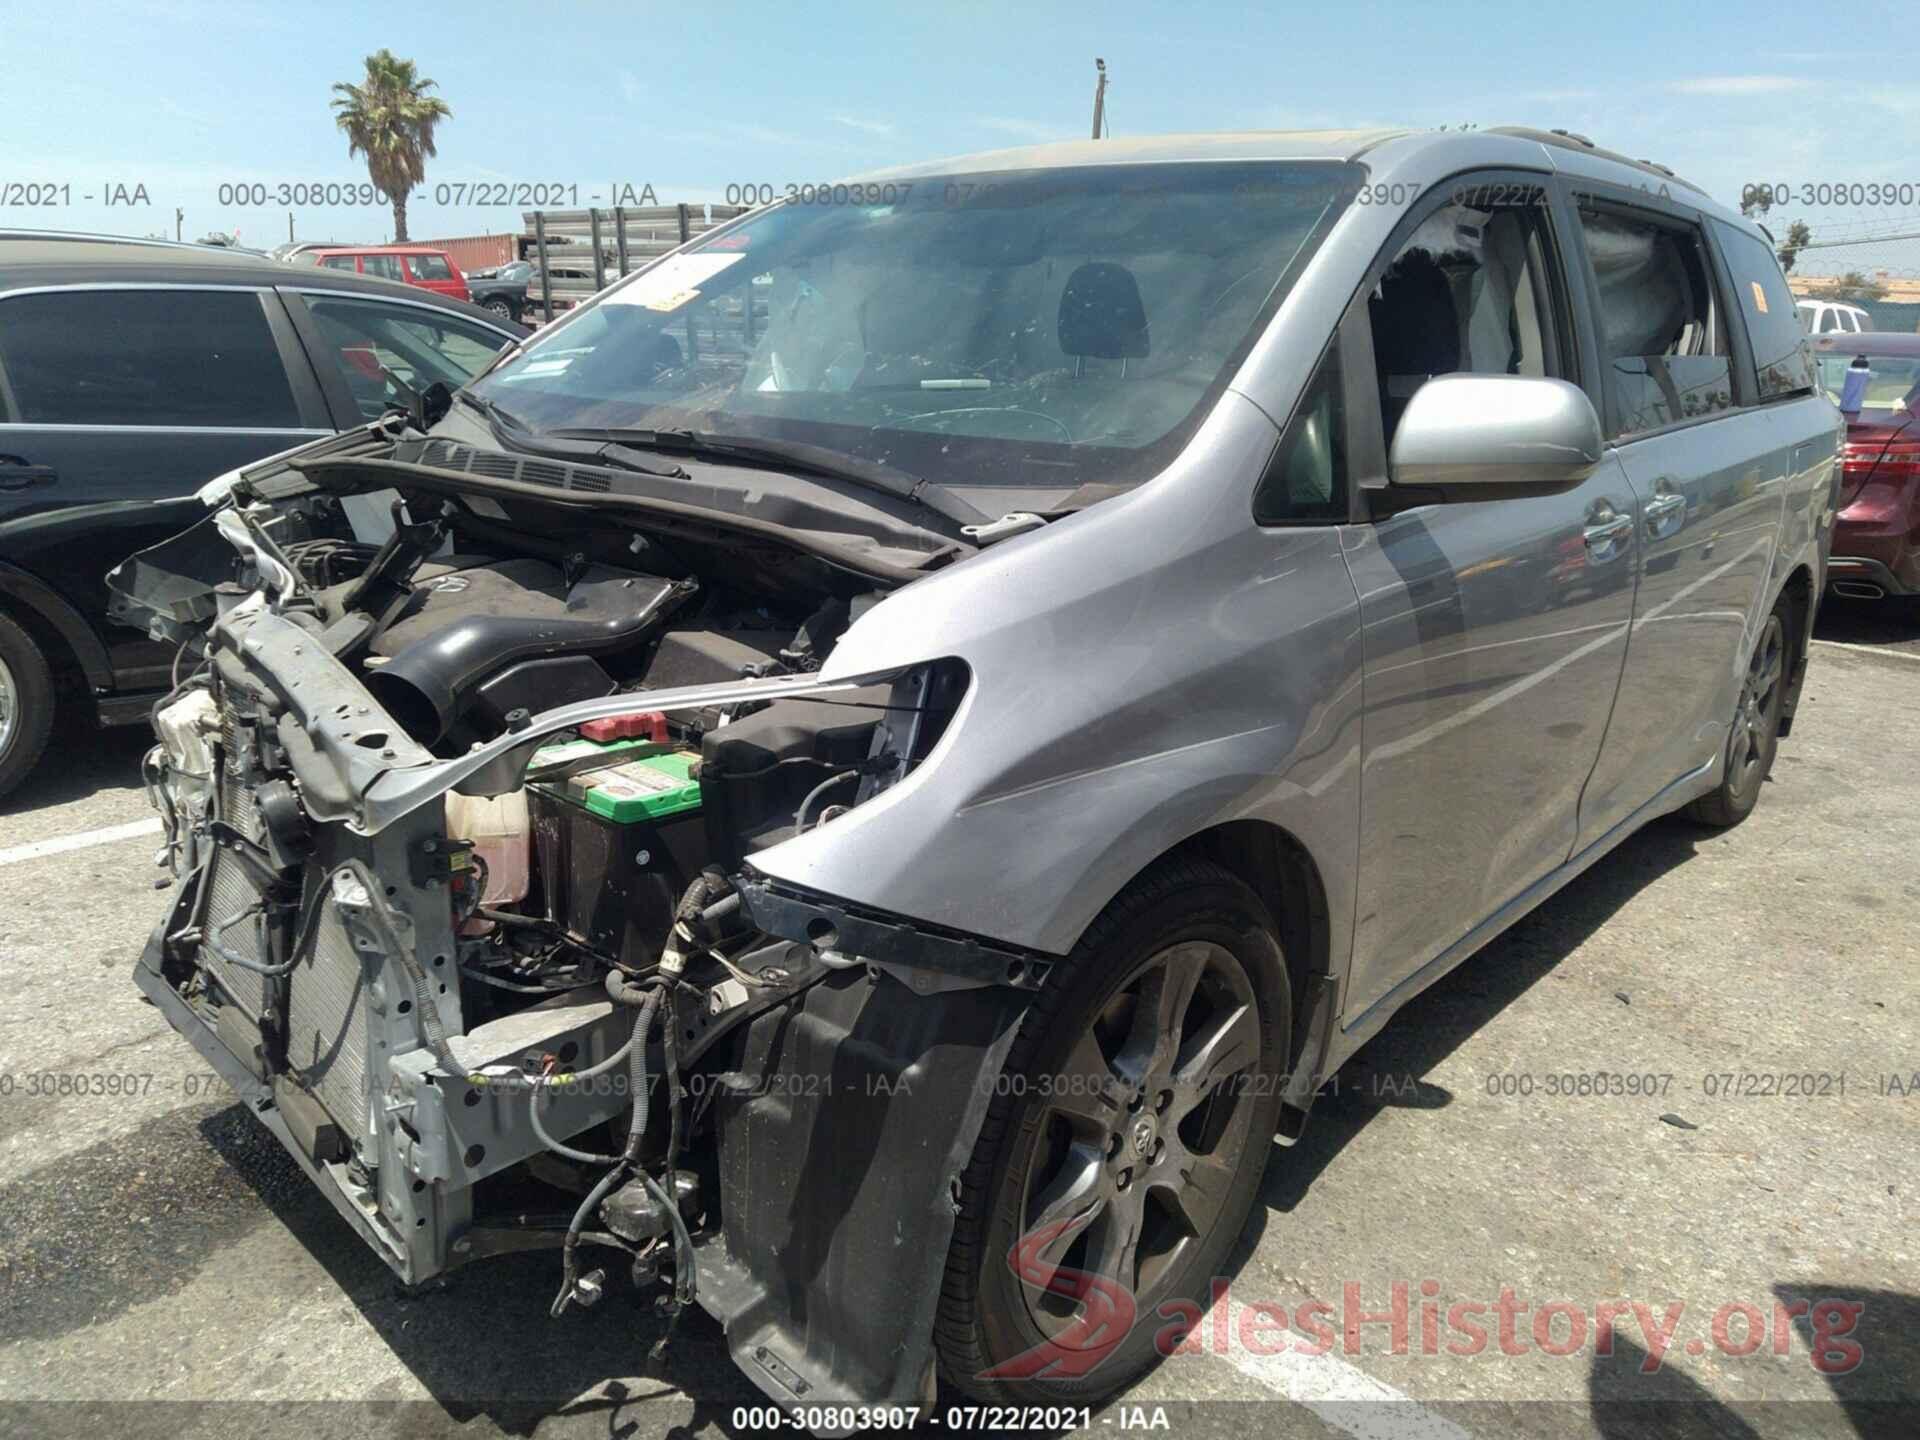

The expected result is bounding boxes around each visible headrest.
[1058,261,1149,360]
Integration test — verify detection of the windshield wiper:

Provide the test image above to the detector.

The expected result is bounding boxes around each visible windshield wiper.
[545,427,990,531]
[455,393,691,480]
[454,389,527,431]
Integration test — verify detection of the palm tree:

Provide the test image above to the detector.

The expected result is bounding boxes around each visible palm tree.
[330,50,451,243]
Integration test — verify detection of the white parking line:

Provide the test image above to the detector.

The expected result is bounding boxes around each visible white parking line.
[0,817,162,868]
[1810,638,1920,662]
[1202,1294,1472,1440]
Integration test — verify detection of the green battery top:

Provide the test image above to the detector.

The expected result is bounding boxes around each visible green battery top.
[527,734,659,771]
[563,750,703,824]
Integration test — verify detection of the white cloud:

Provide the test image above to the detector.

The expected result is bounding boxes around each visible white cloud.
[834,115,894,137]
[1667,75,1813,96]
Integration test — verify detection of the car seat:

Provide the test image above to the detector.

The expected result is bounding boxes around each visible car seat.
[1370,250,1460,443]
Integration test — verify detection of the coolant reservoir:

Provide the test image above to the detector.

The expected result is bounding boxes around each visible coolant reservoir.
[155,689,219,778]
[444,789,531,909]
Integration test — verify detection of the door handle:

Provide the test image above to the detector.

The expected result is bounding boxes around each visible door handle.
[1583,512,1634,554]
[0,456,59,491]
[1644,484,1686,540]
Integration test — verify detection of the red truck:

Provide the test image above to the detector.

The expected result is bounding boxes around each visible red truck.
[300,244,472,303]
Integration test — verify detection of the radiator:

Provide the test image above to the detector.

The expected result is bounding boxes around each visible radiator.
[199,711,371,1137]
[287,895,372,1135]
[199,760,268,1014]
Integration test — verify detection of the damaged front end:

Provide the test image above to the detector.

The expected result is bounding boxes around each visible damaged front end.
[116,441,1034,1415]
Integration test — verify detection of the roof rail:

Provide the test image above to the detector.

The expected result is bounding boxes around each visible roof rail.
[1485,127,1709,198]
[0,227,207,251]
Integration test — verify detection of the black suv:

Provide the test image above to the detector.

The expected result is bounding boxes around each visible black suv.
[0,232,524,798]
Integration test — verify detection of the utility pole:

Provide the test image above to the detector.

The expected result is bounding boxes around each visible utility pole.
[1091,58,1107,139]
[174,207,184,241]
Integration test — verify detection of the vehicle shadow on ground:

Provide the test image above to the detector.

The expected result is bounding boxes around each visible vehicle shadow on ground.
[1586,1285,1917,1439]
[0,719,150,817]
[1812,595,1920,650]
[1248,810,1705,1220]
[201,1113,766,1436]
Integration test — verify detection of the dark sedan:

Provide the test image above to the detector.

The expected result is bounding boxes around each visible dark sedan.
[0,231,525,797]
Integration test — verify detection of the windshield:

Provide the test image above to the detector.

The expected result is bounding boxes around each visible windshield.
[1814,351,1920,413]
[471,162,1356,494]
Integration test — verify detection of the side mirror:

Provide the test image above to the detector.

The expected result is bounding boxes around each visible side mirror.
[1388,375,1603,500]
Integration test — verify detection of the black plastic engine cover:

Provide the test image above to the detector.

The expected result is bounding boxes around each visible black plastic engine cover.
[364,562,687,745]
[371,557,568,656]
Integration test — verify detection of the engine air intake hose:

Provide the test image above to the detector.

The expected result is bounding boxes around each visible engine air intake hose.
[366,575,687,744]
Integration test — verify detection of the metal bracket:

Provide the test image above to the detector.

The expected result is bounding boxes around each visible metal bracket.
[736,878,1051,993]
[959,512,1046,544]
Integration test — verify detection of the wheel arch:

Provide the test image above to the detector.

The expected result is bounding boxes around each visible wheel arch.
[0,559,114,694]
[1090,817,1335,1102]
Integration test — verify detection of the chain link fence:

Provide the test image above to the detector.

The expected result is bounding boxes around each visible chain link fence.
[1776,227,1920,331]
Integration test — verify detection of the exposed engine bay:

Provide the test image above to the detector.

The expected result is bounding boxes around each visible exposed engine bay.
[113,424,1029,1419]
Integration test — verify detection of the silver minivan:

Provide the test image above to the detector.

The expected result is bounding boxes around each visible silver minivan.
[122,126,1837,1420]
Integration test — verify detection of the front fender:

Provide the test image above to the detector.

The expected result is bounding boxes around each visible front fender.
[751,394,1364,960]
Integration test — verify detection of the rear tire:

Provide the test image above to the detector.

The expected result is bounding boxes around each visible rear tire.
[1685,591,1793,828]
[936,858,1291,1405]
[0,610,56,801]
[482,296,517,322]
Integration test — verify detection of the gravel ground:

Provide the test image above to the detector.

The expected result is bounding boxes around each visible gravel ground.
[0,605,1914,1440]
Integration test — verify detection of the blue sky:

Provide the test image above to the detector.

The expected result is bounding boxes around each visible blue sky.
[6,0,1914,257]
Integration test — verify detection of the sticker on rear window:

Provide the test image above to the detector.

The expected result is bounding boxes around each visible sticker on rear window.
[1750,280,1769,313]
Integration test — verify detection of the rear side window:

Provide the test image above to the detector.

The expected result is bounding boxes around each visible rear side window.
[407,254,454,281]
[361,254,405,282]
[320,255,358,272]
[1716,222,1815,401]
[0,289,298,427]
[1577,207,1732,437]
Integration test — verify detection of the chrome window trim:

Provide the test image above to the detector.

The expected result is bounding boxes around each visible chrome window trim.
[0,281,520,346]
[0,423,332,436]
[0,281,277,299]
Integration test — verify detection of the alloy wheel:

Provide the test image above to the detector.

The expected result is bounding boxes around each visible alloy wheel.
[1015,941,1261,1335]
[0,652,18,755]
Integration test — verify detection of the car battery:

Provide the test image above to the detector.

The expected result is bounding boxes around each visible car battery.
[526,742,711,968]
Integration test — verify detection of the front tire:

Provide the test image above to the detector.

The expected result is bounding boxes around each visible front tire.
[0,610,56,801]
[1685,592,1792,828]
[936,858,1291,1405]
[482,296,517,322]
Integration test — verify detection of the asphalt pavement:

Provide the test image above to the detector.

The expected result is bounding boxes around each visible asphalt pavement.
[0,601,1914,1440]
